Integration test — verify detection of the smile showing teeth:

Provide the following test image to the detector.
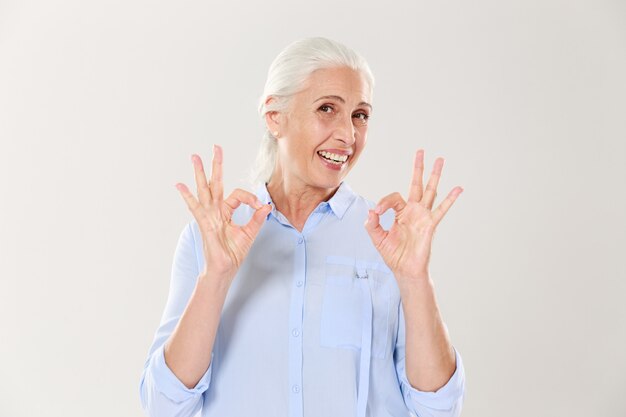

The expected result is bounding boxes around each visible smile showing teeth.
[317,150,348,164]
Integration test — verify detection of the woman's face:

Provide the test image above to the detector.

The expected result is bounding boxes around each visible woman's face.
[270,66,372,190]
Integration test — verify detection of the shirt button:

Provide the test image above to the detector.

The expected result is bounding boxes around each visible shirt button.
[296,281,303,287]
[297,237,304,244]
[292,328,300,337]
[292,384,300,393]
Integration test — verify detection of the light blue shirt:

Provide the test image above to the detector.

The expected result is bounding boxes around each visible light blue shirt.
[139,181,465,417]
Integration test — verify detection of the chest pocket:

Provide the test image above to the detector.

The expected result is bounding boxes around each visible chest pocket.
[319,256,393,359]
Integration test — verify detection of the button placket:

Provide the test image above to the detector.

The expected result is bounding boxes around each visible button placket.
[288,233,306,416]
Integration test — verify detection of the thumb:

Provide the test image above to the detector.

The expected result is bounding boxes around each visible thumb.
[364,209,386,248]
[242,204,272,239]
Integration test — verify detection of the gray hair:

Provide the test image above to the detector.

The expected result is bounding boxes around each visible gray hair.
[244,37,375,187]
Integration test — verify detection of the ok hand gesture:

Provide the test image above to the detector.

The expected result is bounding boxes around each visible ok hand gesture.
[175,145,272,284]
[364,150,463,285]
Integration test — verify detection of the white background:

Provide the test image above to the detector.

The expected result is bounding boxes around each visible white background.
[1,1,624,416]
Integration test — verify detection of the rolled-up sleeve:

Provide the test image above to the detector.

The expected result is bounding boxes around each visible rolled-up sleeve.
[394,304,466,417]
[139,343,213,416]
[139,221,214,417]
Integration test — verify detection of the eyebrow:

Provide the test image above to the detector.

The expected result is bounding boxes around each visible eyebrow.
[313,95,373,111]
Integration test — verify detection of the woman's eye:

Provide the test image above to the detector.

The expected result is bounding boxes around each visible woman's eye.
[353,112,370,124]
[319,104,333,113]
[318,105,369,124]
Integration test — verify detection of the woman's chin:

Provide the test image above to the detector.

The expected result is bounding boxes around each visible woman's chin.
[309,174,345,190]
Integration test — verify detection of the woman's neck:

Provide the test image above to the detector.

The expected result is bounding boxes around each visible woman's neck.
[266,175,339,232]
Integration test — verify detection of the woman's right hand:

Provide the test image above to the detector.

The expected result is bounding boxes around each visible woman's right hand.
[175,144,272,284]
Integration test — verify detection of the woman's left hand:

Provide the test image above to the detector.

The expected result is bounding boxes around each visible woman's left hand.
[364,149,463,285]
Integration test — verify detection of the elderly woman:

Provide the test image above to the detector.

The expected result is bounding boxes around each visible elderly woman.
[139,37,465,417]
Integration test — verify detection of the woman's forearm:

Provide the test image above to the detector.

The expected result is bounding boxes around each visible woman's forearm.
[163,273,231,389]
[398,275,456,392]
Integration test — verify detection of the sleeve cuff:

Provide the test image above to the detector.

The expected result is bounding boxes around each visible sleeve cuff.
[149,343,214,403]
[403,346,465,411]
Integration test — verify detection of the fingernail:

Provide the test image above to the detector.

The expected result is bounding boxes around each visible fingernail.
[375,205,381,214]
[254,199,262,209]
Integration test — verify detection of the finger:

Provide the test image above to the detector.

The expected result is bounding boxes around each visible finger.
[175,182,202,216]
[191,154,210,206]
[224,188,264,212]
[374,192,406,215]
[432,186,463,225]
[241,204,272,241]
[407,149,424,202]
[210,144,224,202]
[422,157,444,210]
[364,209,388,249]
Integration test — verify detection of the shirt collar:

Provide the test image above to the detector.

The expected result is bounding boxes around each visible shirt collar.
[254,181,356,220]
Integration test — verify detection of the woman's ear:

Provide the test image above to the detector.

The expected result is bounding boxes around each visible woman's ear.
[265,110,280,136]
[264,96,284,137]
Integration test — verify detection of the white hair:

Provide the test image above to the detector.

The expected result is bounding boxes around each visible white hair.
[244,37,375,187]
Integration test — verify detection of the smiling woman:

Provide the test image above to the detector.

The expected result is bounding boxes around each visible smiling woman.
[262,65,373,229]
[249,38,375,189]
[139,37,466,417]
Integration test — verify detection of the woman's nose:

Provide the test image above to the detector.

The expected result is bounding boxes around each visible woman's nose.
[333,115,356,145]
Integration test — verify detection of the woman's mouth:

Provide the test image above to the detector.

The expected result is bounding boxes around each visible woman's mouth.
[317,150,349,170]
